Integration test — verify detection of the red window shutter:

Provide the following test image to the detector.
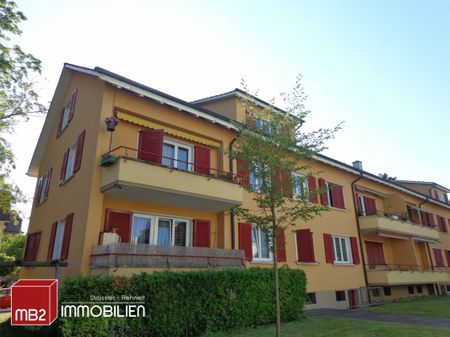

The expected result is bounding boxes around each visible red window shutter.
[44,168,52,199]
[60,213,73,261]
[47,222,57,260]
[194,146,210,175]
[73,130,86,173]
[365,241,386,268]
[237,159,249,188]
[193,219,211,247]
[350,237,360,264]
[34,177,44,206]
[427,213,435,228]
[296,229,315,263]
[323,233,334,263]
[282,170,292,198]
[104,209,132,243]
[331,184,345,209]
[446,250,450,267]
[138,129,164,164]
[433,248,444,267]
[276,227,286,262]
[24,232,41,261]
[420,211,428,226]
[68,88,78,122]
[238,222,252,261]
[318,178,328,206]
[56,108,64,138]
[59,149,69,183]
[308,176,318,203]
[364,197,377,215]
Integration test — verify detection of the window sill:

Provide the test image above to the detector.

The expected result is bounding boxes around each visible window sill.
[59,173,75,186]
[296,261,319,266]
[333,262,355,267]
[251,259,274,265]
[328,206,348,213]
[35,198,48,207]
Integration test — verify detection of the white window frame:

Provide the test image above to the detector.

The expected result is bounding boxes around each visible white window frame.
[60,103,71,132]
[37,174,49,204]
[249,163,265,192]
[255,118,274,134]
[332,235,352,264]
[292,172,308,200]
[436,191,446,202]
[325,181,333,207]
[251,225,273,262]
[130,213,192,247]
[65,143,77,181]
[358,195,366,216]
[52,218,66,260]
[162,138,194,171]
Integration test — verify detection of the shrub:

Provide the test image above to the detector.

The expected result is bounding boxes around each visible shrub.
[59,268,306,337]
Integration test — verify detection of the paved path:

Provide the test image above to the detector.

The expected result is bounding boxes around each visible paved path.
[308,309,450,329]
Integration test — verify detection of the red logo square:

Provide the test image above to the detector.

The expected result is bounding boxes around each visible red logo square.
[11,279,58,326]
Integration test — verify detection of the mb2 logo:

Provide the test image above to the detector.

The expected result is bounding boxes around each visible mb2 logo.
[11,279,58,326]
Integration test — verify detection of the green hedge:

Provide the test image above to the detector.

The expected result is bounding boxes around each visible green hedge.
[58,268,306,337]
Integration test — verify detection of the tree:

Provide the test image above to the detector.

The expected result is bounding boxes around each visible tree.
[0,0,45,214]
[0,233,25,276]
[231,76,340,337]
[378,173,397,181]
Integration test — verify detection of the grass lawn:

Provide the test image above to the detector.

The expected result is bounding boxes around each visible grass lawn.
[207,317,450,337]
[364,296,450,318]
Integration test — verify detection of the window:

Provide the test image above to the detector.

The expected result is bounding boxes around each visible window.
[306,293,317,304]
[357,195,376,216]
[65,143,77,180]
[332,235,352,264]
[24,232,41,261]
[436,191,447,202]
[433,248,444,267]
[383,287,392,296]
[447,285,450,292]
[372,288,381,297]
[255,118,274,135]
[296,229,315,263]
[57,89,77,137]
[60,131,85,184]
[35,168,52,205]
[130,213,192,247]
[416,285,423,294]
[319,178,345,209]
[292,172,308,200]
[408,286,414,294]
[131,215,152,244]
[420,210,436,228]
[437,216,448,233]
[357,195,366,216]
[407,205,420,224]
[249,163,265,192]
[252,225,272,261]
[162,139,193,171]
[52,219,66,260]
[335,290,346,302]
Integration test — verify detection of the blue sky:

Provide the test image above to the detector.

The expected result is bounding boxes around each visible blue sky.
[8,0,450,229]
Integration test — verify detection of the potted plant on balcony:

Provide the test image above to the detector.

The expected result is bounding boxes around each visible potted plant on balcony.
[105,116,119,132]
[100,153,118,167]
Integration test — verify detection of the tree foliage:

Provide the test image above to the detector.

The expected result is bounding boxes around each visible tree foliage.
[0,233,25,276]
[231,75,340,336]
[0,0,45,214]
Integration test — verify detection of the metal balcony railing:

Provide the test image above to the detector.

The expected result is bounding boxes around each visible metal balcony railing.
[101,146,241,184]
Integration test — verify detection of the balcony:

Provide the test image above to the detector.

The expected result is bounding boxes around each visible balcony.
[100,147,243,212]
[359,212,439,241]
[90,243,245,270]
[366,264,449,285]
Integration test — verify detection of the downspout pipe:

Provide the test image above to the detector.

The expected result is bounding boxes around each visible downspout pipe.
[229,135,240,250]
[351,171,371,304]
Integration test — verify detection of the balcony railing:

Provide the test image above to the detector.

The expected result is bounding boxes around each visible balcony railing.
[101,146,241,184]
[366,263,447,272]
[90,243,245,269]
[359,211,436,230]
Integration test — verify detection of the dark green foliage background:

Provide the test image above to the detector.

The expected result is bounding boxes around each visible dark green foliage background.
[58,268,306,337]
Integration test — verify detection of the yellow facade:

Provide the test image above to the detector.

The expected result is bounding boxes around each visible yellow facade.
[21,64,450,309]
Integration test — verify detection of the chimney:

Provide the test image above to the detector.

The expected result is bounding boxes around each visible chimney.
[352,160,363,171]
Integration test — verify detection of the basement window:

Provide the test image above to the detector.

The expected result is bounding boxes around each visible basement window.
[335,290,346,302]
[306,293,317,304]
[416,285,423,294]
[383,287,392,296]
[408,286,415,294]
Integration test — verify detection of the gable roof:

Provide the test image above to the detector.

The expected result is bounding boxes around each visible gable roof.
[395,180,450,193]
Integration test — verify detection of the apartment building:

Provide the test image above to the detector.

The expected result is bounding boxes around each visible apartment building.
[20,64,450,309]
